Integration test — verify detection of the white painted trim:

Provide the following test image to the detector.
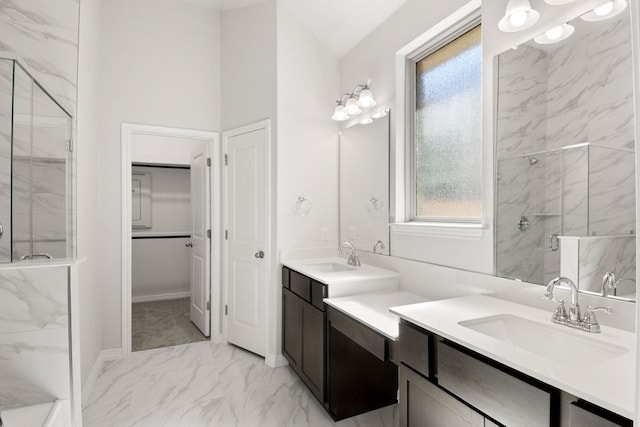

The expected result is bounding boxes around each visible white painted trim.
[121,123,221,358]
[131,291,191,303]
[265,353,288,368]
[81,348,124,407]
[221,119,272,357]
[390,222,486,240]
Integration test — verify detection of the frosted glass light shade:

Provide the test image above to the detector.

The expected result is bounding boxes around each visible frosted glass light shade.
[331,105,350,121]
[357,88,376,108]
[581,0,627,21]
[498,0,540,32]
[534,23,574,44]
[345,97,362,115]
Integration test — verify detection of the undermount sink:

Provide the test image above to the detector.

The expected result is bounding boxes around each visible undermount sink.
[306,262,357,273]
[459,314,628,368]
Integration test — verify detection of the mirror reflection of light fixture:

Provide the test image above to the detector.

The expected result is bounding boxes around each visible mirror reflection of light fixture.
[581,0,627,21]
[543,0,577,4]
[371,107,389,119]
[331,80,377,121]
[534,23,575,44]
[498,0,540,32]
[360,117,374,125]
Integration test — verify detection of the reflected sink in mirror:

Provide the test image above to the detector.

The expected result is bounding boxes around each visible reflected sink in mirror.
[306,262,358,273]
[459,314,628,368]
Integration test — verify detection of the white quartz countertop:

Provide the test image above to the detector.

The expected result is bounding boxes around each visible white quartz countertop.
[390,295,636,419]
[324,291,429,340]
[282,257,400,298]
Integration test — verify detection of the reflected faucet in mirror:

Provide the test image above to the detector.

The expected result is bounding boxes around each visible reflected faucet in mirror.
[373,240,385,254]
[338,241,361,267]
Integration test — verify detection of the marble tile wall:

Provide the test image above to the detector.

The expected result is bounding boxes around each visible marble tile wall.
[0,266,71,411]
[0,0,79,115]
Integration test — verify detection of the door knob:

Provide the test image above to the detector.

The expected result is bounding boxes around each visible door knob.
[185,242,193,248]
[255,250,265,259]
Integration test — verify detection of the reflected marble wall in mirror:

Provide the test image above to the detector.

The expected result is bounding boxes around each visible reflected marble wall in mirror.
[494,8,636,300]
[339,111,390,255]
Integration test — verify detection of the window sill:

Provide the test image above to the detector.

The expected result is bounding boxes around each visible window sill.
[390,222,487,240]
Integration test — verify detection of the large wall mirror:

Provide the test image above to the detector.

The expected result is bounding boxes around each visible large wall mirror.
[494,7,636,301]
[339,111,390,255]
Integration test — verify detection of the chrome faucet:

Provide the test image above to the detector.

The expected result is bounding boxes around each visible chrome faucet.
[602,272,621,297]
[373,240,385,254]
[338,241,361,267]
[544,276,611,333]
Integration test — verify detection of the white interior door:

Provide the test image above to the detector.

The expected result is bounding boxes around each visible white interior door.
[190,143,211,337]
[224,123,268,356]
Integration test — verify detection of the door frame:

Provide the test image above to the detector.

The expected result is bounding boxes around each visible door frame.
[222,119,272,354]
[121,123,221,357]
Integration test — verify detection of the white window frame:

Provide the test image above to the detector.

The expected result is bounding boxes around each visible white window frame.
[393,0,485,239]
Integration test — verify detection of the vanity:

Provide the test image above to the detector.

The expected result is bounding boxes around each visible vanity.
[280,257,427,421]
[392,295,635,427]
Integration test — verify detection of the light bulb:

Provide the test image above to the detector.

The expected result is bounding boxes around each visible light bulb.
[345,97,362,115]
[331,105,349,121]
[594,1,614,16]
[357,88,376,108]
[360,117,373,125]
[545,25,564,40]
[509,10,528,27]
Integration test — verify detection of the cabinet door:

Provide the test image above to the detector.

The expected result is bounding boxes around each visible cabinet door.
[301,303,325,402]
[399,365,484,427]
[282,288,301,369]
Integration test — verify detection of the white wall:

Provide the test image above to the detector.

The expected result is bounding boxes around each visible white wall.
[76,0,103,387]
[98,0,221,350]
[275,4,341,363]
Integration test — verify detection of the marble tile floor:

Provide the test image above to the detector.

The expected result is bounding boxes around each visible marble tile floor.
[132,298,208,352]
[83,341,399,427]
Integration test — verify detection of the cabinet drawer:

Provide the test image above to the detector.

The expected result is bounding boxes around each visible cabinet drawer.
[282,266,290,289]
[311,280,326,311]
[569,401,632,427]
[328,307,386,361]
[437,340,553,427]
[290,271,311,302]
[399,321,432,378]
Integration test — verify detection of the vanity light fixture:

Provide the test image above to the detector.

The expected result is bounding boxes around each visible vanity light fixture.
[534,23,575,44]
[498,0,540,32]
[581,0,627,21]
[360,117,374,125]
[331,80,377,121]
[371,107,389,119]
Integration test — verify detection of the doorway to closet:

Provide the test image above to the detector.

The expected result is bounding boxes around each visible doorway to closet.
[121,124,221,356]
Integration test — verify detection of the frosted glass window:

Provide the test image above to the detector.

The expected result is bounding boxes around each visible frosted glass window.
[414,25,482,221]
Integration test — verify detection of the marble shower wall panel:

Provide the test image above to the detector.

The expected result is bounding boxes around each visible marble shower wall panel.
[0,60,11,262]
[0,267,67,338]
[586,13,634,150]
[496,45,548,158]
[0,266,70,410]
[0,0,80,115]
[589,147,635,235]
[545,34,589,149]
[577,236,635,296]
[496,157,544,282]
[561,146,589,236]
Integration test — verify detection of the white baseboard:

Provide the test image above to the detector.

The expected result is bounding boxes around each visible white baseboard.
[82,348,124,407]
[265,353,288,368]
[131,291,190,303]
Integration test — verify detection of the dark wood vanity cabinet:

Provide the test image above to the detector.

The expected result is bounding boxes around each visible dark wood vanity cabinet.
[281,267,327,403]
[398,319,632,427]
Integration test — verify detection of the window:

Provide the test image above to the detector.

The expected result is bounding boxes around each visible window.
[411,25,482,223]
